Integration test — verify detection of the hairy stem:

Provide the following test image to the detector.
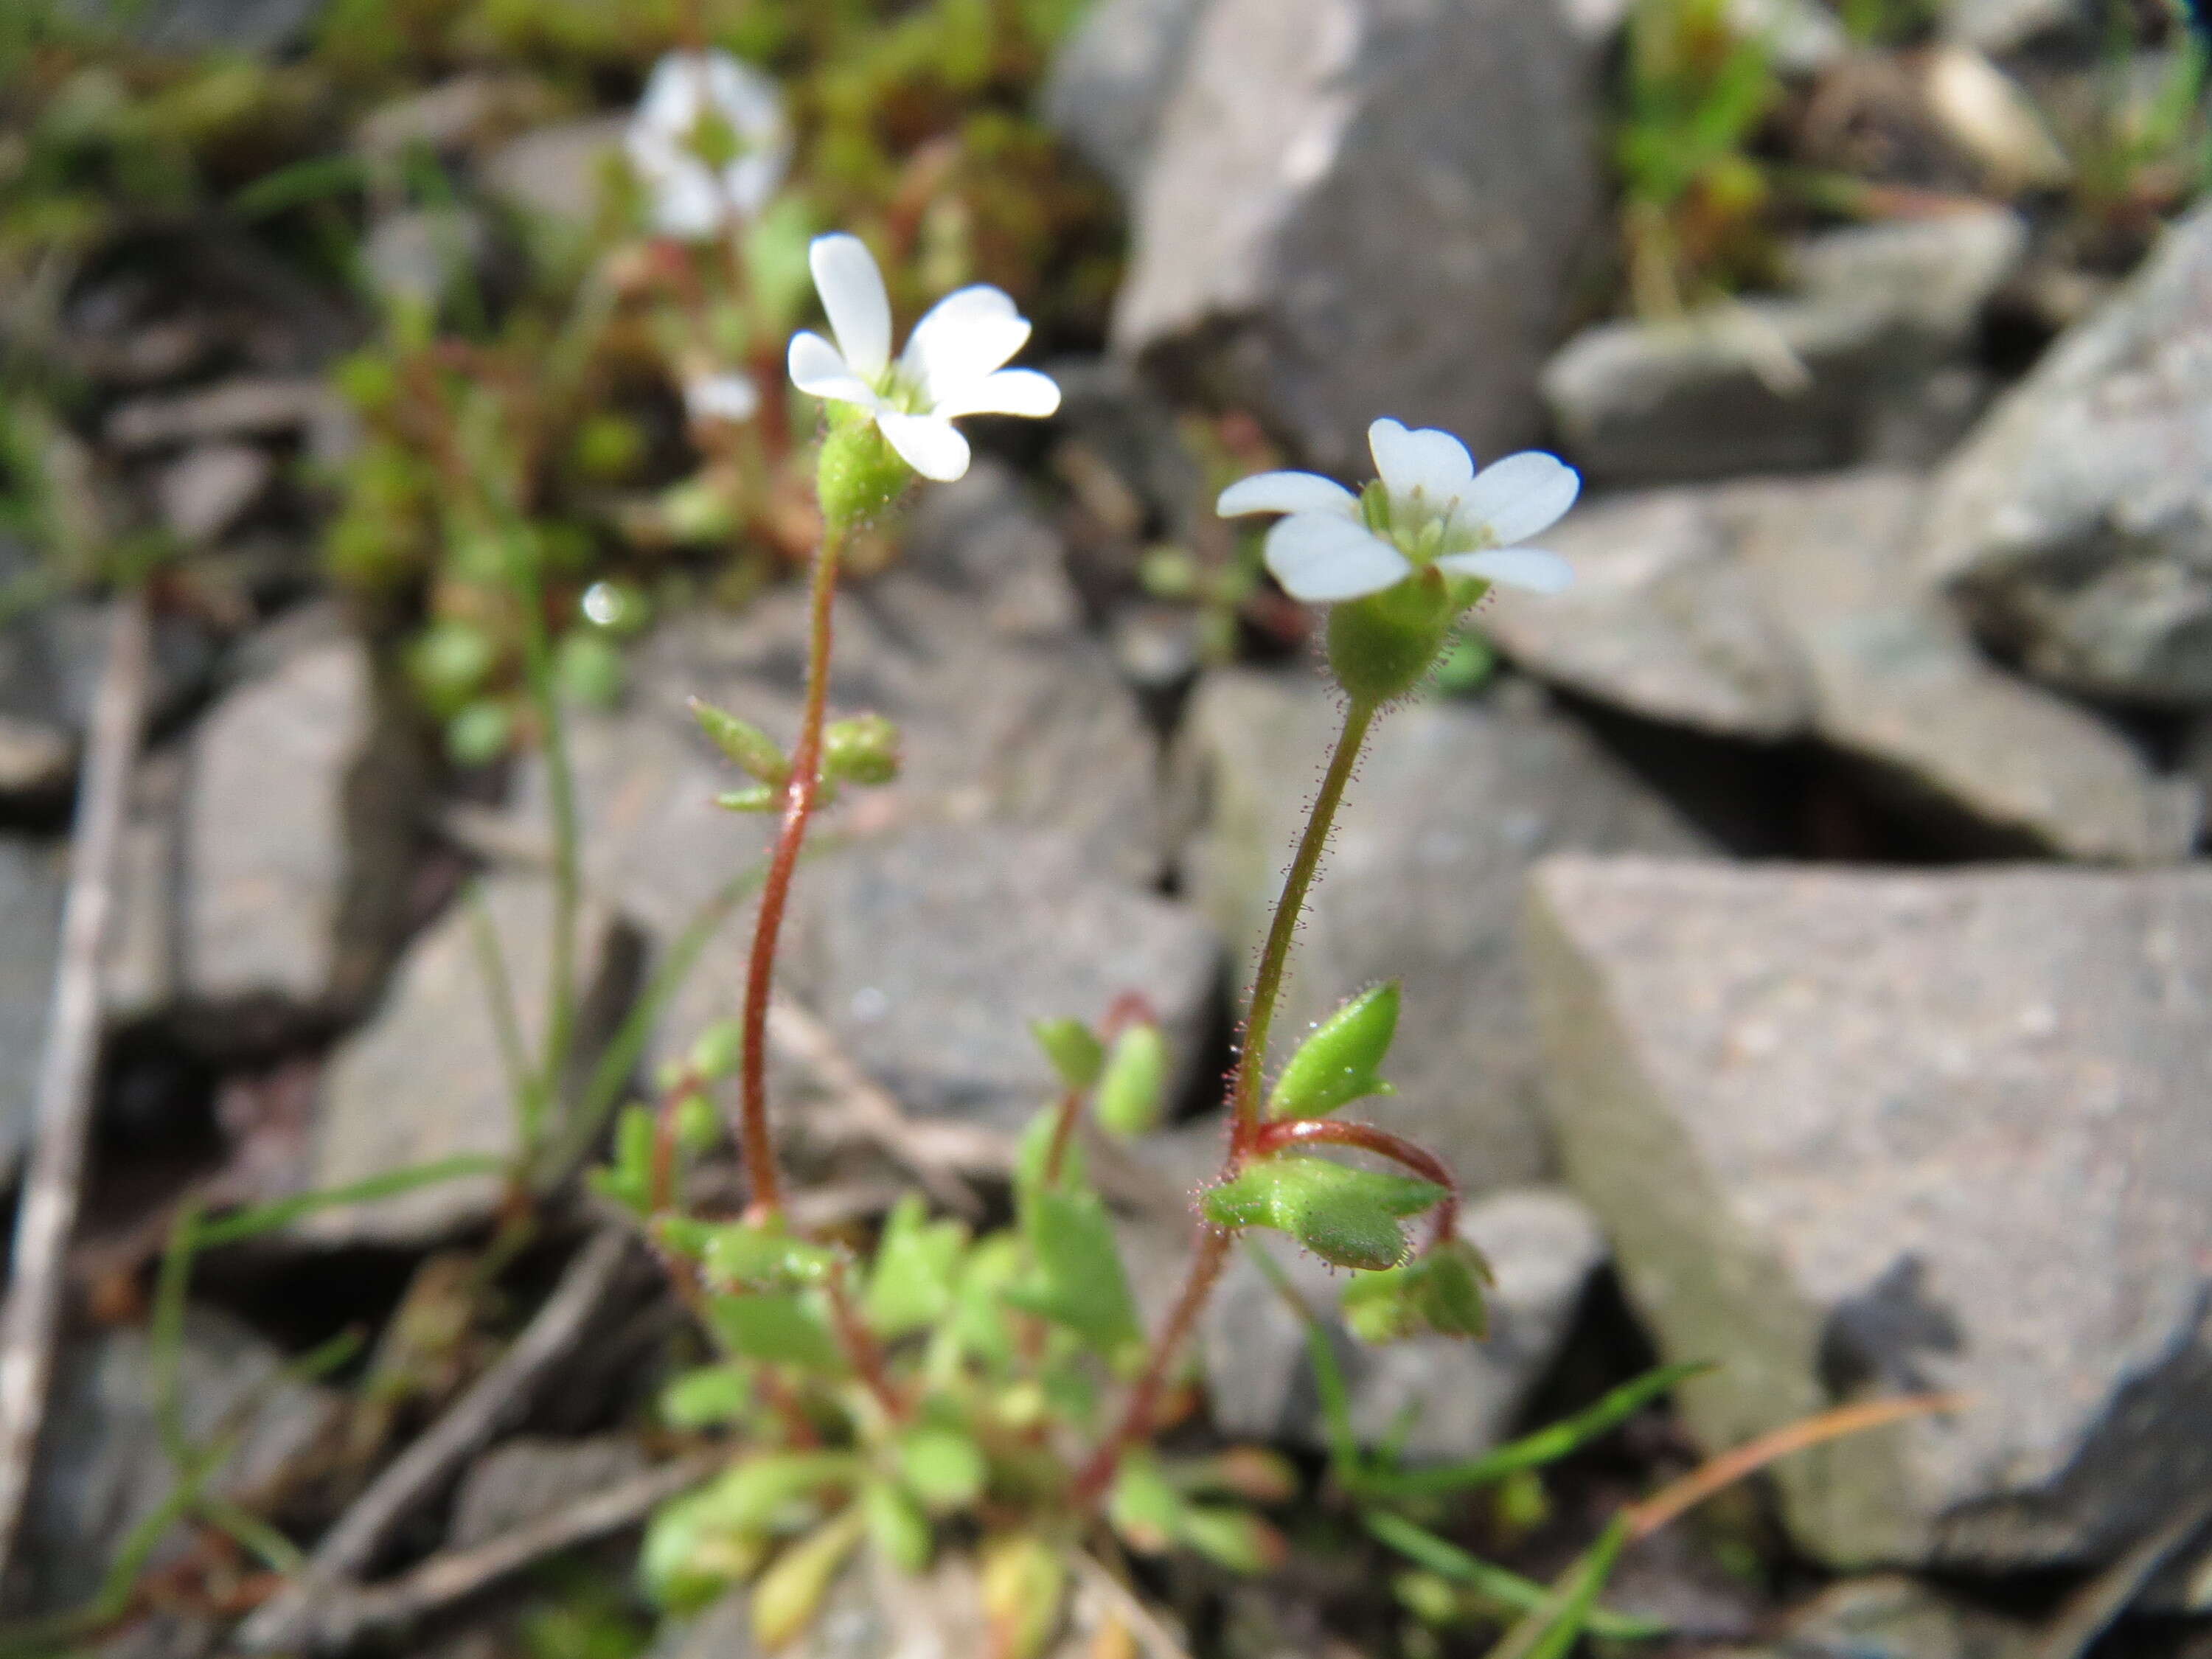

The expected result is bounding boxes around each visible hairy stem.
[1077,694,1382,1506]
[1229,695,1377,1153]
[737,525,845,1221]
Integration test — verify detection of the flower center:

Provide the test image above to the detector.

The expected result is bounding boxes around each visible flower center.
[1367,482,1495,566]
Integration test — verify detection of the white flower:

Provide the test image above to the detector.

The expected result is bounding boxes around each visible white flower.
[786,234,1061,483]
[627,49,792,240]
[1218,419,1579,604]
[684,372,760,424]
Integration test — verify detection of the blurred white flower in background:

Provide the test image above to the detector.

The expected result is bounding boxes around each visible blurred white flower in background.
[787,233,1061,483]
[627,49,792,240]
[683,372,761,425]
[1218,419,1580,604]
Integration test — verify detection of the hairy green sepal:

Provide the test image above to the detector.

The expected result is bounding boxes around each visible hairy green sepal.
[1201,1156,1446,1271]
[816,408,911,528]
[1326,574,1455,704]
[1268,981,1399,1119]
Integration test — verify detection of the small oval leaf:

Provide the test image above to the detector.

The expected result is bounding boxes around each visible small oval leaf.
[1267,983,1400,1119]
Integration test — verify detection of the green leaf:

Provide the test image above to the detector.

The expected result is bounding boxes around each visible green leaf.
[861,1478,933,1575]
[980,1533,1066,1659]
[894,1426,986,1512]
[692,1451,860,1535]
[1014,1102,1085,1204]
[863,1194,969,1340]
[639,1489,768,1613]
[1177,1506,1286,1576]
[1005,1187,1141,1355]
[687,1019,745,1080]
[1340,1237,1493,1343]
[1029,1018,1105,1091]
[715,785,779,813]
[1095,1023,1168,1138]
[660,1364,751,1430]
[946,1234,1026,1368]
[1107,1454,1184,1554]
[1201,1156,1444,1271]
[1268,983,1399,1119]
[752,1507,866,1651]
[709,1292,844,1372]
[698,1222,838,1293]
[585,1103,655,1214]
[692,698,787,785]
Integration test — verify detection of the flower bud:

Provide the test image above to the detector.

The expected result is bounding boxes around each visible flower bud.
[692,698,788,785]
[816,408,912,529]
[822,712,900,786]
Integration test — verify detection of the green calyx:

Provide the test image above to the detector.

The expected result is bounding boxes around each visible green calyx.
[816,408,911,529]
[1326,570,1457,705]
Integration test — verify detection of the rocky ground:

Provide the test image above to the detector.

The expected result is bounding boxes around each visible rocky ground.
[5,0,2212,1655]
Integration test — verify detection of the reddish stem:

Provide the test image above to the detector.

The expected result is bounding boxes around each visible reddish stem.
[1253,1117,1461,1249]
[648,1065,702,1214]
[825,1259,906,1422]
[737,527,844,1221]
[1071,1222,1230,1509]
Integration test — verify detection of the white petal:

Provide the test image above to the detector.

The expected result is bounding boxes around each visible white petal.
[1436,546,1575,594]
[1217,470,1360,520]
[902,286,1030,406]
[1454,452,1581,547]
[787,332,878,407]
[1265,514,1411,602]
[809,234,892,380]
[931,368,1060,420]
[877,411,972,482]
[724,145,790,220]
[636,51,709,136]
[1368,417,1474,505]
[685,373,760,422]
[639,153,726,240]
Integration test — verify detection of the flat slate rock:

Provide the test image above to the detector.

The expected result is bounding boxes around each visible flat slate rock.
[1526,855,2212,1568]
[1921,199,2212,706]
[1175,670,1710,1191]
[1113,0,1600,476]
[1488,470,2197,861]
[299,873,633,1245]
[18,1308,336,1615]
[1203,1186,1607,1460]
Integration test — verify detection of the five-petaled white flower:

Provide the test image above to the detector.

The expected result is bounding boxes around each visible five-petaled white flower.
[1218,420,1579,604]
[627,50,792,240]
[786,234,1061,483]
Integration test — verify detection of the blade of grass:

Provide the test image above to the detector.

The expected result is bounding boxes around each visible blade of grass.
[1485,1513,1635,1659]
[468,881,540,1155]
[1363,1361,1711,1500]
[188,1157,506,1250]
[1365,1512,1665,1641]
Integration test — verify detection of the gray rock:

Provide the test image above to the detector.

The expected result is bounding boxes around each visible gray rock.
[1042,0,1206,195]
[1113,0,1601,476]
[1175,670,1709,1189]
[299,873,635,1245]
[0,717,72,799]
[449,1436,649,1550]
[1481,486,1812,740]
[1489,470,2196,860]
[1525,855,2212,1567]
[108,625,421,1041]
[785,825,1220,1131]
[18,1309,336,1615]
[1203,1186,1606,1459]
[481,117,628,232]
[359,208,493,316]
[0,838,65,1186]
[151,442,271,546]
[1543,209,2025,484]
[1921,201,2212,706]
[1736,471,2198,861]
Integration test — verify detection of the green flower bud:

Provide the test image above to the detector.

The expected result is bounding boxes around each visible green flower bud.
[1326,573,1455,705]
[1096,1023,1168,1138]
[1340,1237,1492,1343]
[1268,982,1399,1119]
[692,698,788,785]
[817,408,912,529]
[822,712,900,786]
